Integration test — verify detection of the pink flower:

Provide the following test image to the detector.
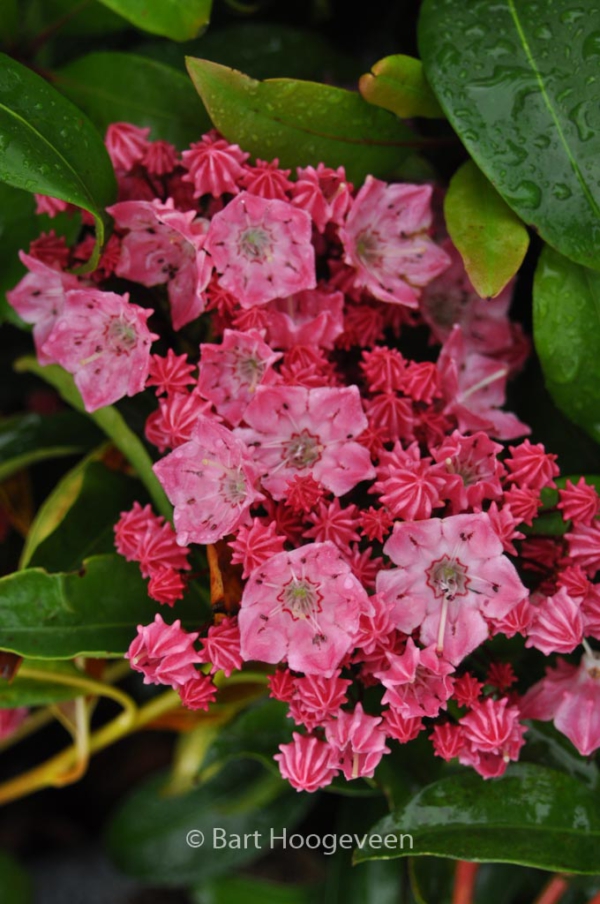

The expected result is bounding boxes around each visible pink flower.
[178,673,218,711]
[377,513,528,665]
[241,158,293,200]
[198,329,281,426]
[566,520,600,576]
[181,133,249,197]
[148,567,186,606]
[291,163,353,232]
[290,672,351,730]
[264,288,345,350]
[145,390,214,452]
[238,542,367,676]
[325,703,390,780]
[201,617,242,677]
[458,697,526,778]
[126,614,201,688]
[41,289,157,411]
[109,199,212,330]
[205,192,316,307]
[505,440,559,490]
[521,652,600,756]
[432,431,504,513]
[153,415,263,546]
[228,518,286,578]
[305,498,361,549]
[7,252,79,363]
[558,478,600,526]
[339,176,450,307]
[384,710,423,744]
[274,732,339,792]
[237,385,375,500]
[146,350,196,396]
[526,588,584,655]
[105,122,150,171]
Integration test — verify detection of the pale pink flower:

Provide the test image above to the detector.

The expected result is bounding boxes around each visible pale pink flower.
[205,192,316,307]
[7,252,79,363]
[237,385,375,500]
[41,289,156,411]
[521,652,600,756]
[238,542,367,676]
[274,732,339,792]
[339,176,450,307]
[34,194,68,217]
[198,329,281,426]
[377,513,528,664]
[153,415,263,546]
[264,288,345,350]
[126,614,201,688]
[437,326,530,440]
[325,703,390,780]
[375,639,455,719]
[109,199,212,330]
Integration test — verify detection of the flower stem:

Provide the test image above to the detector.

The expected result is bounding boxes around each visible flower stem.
[452,861,479,904]
[532,875,570,904]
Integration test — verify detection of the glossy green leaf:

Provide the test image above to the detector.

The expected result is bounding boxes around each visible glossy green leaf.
[444,160,529,297]
[186,58,418,184]
[355,764,600,873]
[106,760,312,884]
[26,0,127,38]
[0,851,32,904]
[55,52,210,147]
[533,245,600,445]
[0,554,209,659]
[419,0,600,270]
[25,459,143,571]
[0,658,83,708]
[0,53,116,269]
[359,54,444,119]
[0,411,103,482]
[15,357,171,519]
[96,0,212,41]
[193,876,315,904]
[203,699,293,776]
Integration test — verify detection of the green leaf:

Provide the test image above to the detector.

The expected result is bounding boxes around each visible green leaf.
[185,58,418,184]
[203,699,293,776]
[418,0,600,270]
[444,160,529,297]
[359,54,444,119]
[0,851,32,904]
[25,459,144,571]
[533,245,600,445]
[193,876,316,904]
[0,411,103,482]
[106,760,312,885]
[15,358,171,519]
[55,52,211,148]
[0,53,116,269]
[0,553,209,659]
[96,0,212,41]
[0,658,83,708]
[355,764,600,874]
[26,0,128,38]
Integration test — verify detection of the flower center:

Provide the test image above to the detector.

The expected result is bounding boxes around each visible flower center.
[426,555,470,601]
[239,227,272,261]
[106,317,138,354]
[282,429,322,469]
[355,230,383,268]
[234,352,265,390]
[278,577,323,620]
[219,469,247,506]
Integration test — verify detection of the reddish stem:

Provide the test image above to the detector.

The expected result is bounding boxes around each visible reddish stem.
[584,892,600,904]
[452,860,479,904]
[533,875,570,904]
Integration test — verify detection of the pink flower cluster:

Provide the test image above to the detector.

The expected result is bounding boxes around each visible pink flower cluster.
[14,123,600,790]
